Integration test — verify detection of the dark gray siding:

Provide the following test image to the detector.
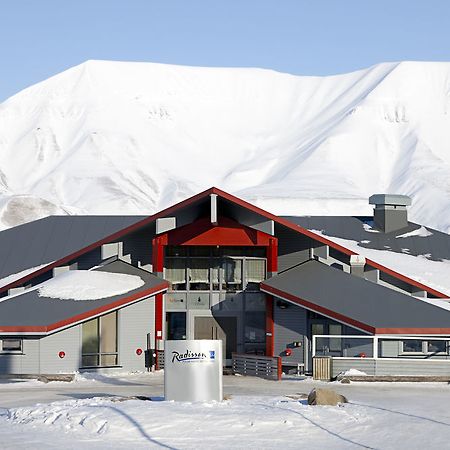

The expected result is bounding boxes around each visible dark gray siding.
[274,303,307,365]
[276,224,312,272]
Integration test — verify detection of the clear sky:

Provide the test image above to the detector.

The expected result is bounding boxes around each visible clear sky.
[1,0,450,101]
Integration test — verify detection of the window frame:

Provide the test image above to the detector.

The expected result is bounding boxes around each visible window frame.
[164,247,266,294]
[401,340,450,355]
[81,311,119,368]
[1,339,23,353]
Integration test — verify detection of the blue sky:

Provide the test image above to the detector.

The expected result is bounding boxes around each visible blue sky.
[1,0,450,101]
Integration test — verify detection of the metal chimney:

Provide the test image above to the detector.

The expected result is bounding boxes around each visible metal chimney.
[369,194,412,233]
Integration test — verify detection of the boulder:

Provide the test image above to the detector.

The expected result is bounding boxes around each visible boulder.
[307,388,348,406]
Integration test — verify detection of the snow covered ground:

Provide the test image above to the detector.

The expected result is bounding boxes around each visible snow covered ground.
[1,60,450,232]
[1,372,450,449]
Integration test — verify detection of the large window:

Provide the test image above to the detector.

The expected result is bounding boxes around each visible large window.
[164,246,265,293]
[81,311,118,367]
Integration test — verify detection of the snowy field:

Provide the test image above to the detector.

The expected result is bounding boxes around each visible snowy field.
[1,373,450,449]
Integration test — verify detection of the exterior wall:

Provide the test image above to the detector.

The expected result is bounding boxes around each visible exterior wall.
[276,226,312,272]
[122,226,153,271]
[39,325,81,374]
[0,339,40,374]
[118,296,155,371]
[76,247,102,269]
[332,358,450,377]
[274,303,307,365]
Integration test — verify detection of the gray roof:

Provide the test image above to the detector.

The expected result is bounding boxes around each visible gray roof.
[0,260,166,333]
[261,260,450,333]
[282,216,450,262]
[0,215,146,284]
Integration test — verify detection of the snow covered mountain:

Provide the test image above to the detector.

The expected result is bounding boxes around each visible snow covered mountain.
[1,60,450,232]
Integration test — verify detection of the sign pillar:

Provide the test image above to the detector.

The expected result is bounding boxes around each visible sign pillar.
[164,340,223,402]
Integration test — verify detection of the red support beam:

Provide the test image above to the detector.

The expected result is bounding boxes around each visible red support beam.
[265,295,275,357]
[152,236,165,342]
[267,237,278,274]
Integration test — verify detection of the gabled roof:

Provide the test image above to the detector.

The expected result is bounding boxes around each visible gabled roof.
[261,260,450,335]
[0,187,448,298]
[0,260,168,335]
[283,216,450,262]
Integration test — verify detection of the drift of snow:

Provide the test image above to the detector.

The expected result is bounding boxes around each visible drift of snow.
[310,229,450,297]
[37,271,144,300]
[3,389,450,450]
[342,368,368,376]
[396,226,433,238]
[1,60,450,232]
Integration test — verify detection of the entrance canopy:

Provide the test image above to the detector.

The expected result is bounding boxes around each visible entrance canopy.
[261,260,450,335]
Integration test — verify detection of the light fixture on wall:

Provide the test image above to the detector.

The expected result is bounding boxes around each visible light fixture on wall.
[277,301,289,309]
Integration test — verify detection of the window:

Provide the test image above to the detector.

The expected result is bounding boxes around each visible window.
[189,258,210,290]
[329,324,343,352]
[246,259,266,290]
[166,312,187,340]
[81,311,118,367]
[2,339,22,352]
[402,340,424,353]
[244,312,266,344]
[222,258,242,291]
[165,259,187,290]
[427,340,448,354]
[402,340,450,355]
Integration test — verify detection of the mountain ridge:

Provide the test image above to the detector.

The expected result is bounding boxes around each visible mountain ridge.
[0,60,449,232]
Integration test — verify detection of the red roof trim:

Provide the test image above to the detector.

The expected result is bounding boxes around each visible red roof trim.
[260,283,375,334]
[0,188,215,293]
[211,188,448,299]
[375,327,450,335]
[0,282,168,334]
[1,186,447,299]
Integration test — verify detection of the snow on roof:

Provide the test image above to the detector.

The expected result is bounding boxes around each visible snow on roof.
[396,226,433,239]
[0,262,54,290]
[310,229,450,297]
[38,271,144,301]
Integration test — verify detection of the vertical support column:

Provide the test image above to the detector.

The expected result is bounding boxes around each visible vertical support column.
[152,235,166,344]
[210,193,218,225]
[265,237,278,357]
[266,237,278,278]
[373,336,379,359]
[265,295,274,357]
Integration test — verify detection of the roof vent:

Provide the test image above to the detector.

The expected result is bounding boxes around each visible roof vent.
[369,194,412,233]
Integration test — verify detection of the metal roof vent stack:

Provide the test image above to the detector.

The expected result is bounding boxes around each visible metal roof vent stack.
[368,194,412,233]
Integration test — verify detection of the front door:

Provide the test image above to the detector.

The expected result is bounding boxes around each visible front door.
[194,316,237,365]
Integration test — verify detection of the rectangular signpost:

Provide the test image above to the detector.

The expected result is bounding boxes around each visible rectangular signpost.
[164,339,223,402]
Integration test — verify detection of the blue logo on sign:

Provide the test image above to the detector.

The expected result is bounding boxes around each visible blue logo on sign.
[209,351,215,360]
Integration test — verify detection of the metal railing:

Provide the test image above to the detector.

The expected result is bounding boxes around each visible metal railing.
[312,335,450,360]
[232,353,282,380]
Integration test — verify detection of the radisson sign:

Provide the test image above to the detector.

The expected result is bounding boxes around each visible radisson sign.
[164,340,223,402]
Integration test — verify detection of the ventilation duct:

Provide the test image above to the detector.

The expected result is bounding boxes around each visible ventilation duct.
[369,194,412,233]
